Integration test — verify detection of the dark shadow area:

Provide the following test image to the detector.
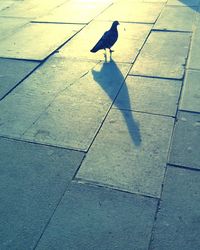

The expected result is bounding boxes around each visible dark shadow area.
[92,56,141,147]
[179,0,200,12]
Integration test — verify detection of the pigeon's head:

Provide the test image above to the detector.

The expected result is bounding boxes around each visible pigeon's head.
[113,21,119,27]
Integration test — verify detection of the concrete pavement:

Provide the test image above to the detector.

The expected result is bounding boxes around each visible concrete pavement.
[0,0,200,249]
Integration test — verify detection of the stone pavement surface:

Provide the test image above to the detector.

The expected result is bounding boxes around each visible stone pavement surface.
[0,0,200,249]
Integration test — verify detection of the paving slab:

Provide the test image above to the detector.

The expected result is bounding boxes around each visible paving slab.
[57,21,152,63]
[96,2,164,23]
[154,6,196,31]
[77,109,174,198]
[35,183,157,250]
[0,137,85,250]
[35,0,112,24]
[180,70,200,112]
[188,22,200,69]
[0,0,65,19]
[169,111,200,169]
[114,76,181,116]
[22,61,130,151]
[150,166,200,250]
[0,1,14,11]
[0,58,38,100]
[0,57,97,138]
[167,0,200,6]
[0,17,29,41]
[0,22,84,60]
[130,31,191,79]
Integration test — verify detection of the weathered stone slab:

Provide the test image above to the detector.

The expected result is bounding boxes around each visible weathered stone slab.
[0,1,14,11]
[36,183,157,250]
[130,31,191,79]
[77,109,174,198]
[188,23,200,69]
[154,6,196,31]
[0,23,84,60]
[114,76,181,116]
[0,57,97,138]
[0,0,64,19]
[169,111,200,169]
[0,58,38,100]
[97,2,164,23]
[36,0,112,24]
[0,17,28,41]
[22,61,130,151]
[0,137,84,250]
[150,167,200,250]
[180,70,200,112]
[57,21,152,63]
[167,0,200,6]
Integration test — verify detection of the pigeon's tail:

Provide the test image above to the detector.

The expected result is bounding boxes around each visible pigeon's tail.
[90,46,99,53]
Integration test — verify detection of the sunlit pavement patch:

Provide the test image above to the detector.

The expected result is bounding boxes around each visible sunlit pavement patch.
[0,22,84,60]
[169,111,200,170]
[77,109,174,198]
[57,21,152,63]
[96,2,164,23]
[35,0,112,24]
[0,17,29,41]
[22,62,130,151]
[114,75,181,117]
[0,137,84,250]
[149,167,200,250]
[154,6,196,32]
[0,0,65,19]
[180,70,200,113]
[0,58,38,100]
[35,183,157,250]
[0,57,97,138]
[130,31,191,79]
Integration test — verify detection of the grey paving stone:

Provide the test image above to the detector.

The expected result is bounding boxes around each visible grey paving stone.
[169,111,200,169]
[0,58,38,100]
[167,0,200,6]
[0,137,85,250]
[130,31,191,79]
[96,2,164,23]
[154,6,196,31]
[35,183,157,250]
[188,23,200,69]
[77,109,174,198]
[0,17,28,41]
[36,0,112,24]
[0,57,97,138]
[57,21,152,63]
[150,166,200,250]
[114,76,181,116]
[0,0,64,19]
[0,22,83,60]
[22,61,130,151]
[180,70,200,112]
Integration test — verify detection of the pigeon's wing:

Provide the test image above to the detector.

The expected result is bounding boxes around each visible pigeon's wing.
[90,31,110,52]
[90,29,118,53]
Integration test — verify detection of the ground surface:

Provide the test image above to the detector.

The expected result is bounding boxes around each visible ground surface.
[0,0,200,249]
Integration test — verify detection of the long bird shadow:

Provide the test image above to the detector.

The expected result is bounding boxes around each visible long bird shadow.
[92,56,141,146]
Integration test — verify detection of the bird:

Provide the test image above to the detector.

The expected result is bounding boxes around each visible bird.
[90,21,119,54]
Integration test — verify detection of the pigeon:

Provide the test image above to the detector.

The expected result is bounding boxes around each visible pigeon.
[90,21,119,54]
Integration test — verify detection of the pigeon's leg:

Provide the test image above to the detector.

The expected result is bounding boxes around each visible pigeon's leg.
[109,48,114,53]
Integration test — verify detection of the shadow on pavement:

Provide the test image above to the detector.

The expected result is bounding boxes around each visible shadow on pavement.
[92,56,141,147]
[179,0,200,12]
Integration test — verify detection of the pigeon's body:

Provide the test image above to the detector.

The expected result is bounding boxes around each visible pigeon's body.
[90,21,119,53]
